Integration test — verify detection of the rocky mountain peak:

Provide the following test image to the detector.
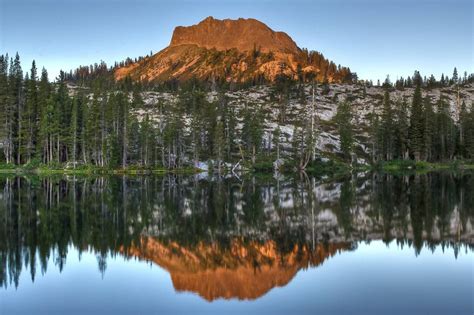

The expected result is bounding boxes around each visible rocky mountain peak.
[114,17,352,83]
[170,16,300,54]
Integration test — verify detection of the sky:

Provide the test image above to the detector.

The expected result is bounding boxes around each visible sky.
[1,0,473,81]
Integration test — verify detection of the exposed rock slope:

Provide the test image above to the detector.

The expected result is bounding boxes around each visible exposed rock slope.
[128,83,474,164]
[170,16,300,54]
[115,17,351,83]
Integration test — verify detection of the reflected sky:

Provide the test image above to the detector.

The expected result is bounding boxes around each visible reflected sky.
[1,241,472,315]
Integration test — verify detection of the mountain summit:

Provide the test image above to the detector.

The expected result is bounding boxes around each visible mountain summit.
[115,17,351,83]
[170,16,300,54]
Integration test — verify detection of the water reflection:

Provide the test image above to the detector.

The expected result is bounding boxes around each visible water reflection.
[0,172,473,300]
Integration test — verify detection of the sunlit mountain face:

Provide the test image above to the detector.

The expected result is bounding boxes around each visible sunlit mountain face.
[126,237,350,301]
[114,17,352,83]
[1,173,472,299]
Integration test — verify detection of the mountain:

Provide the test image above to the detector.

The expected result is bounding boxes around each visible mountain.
[126,237,349,301]
[114,17,352,84]
[170,16,300,54]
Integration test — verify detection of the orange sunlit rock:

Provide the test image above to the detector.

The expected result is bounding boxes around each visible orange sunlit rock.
[125,237,350,301]
[114,17,351,83]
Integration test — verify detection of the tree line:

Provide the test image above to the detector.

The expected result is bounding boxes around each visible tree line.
[0,54,270,169]
[1,53,473,170]
[333,69,474,164]
[367,70,474,163]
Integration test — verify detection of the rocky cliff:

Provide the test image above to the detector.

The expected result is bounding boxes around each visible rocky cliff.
[170,16,300,54]
[114,17,351,83]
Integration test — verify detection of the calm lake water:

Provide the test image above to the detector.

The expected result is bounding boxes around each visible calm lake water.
[0,172,473,314]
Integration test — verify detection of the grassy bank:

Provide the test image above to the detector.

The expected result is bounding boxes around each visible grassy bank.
[0,163,201,176]
[376,160,474,173]
[1,159,473,177]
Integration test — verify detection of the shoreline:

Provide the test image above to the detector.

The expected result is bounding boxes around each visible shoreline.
[0,160,473,176]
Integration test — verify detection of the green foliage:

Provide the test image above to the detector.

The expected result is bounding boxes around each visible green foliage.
[409,75,424,161]
[305,158,351,177]
[0,53,473,175]
[334,100,353,161]
[241,104,264,164]
[251,160,274,172]
[380,89,394,160]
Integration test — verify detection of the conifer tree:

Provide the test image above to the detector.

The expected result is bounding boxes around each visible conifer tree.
[368,113,380,163]
[435,94,456,160]
[380,89,393,160]
[423,96,435,161]
[213,118,225,173]
[9,53,23,164]
[272,127,281,161]
[409,79,424,161]
[335,100,353,161]
[465,102,474,159]
[394,99,409,159]
[69,94,84,167]
[39,94,57,164]
[223,100,237,161]
[121,92,130,168]
[242,104,264,165]
[452,67,458,85]
[21,61,38,163]
[0,55,9,162]
[85,89,102,165]
[458,100,468,157]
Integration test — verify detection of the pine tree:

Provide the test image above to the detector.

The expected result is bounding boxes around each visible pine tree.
[380,89,393,160]
[55,71,71,163]
[409,79,424,161]
[458,100,468,158]
[223,100,237,162]
[139,114,154,166]
[465,102,474,159]
[272,127,281,161]
[121,92,130,168]
[435,94,456,160]
[335,100,353,161]
[427,74,436,89]
[213,118,225,173]
[241,105,264,165]
[394,99,409,160]
[85,89,102,165]
[21,61,38,163]
[69,95,80,167]
[368,113,380,163]
[423,96,435,161]
[39,94,58,164]
[9,53,23,164]
[0,55,9,162]
[452,67,458,85]
[36,67,50,157]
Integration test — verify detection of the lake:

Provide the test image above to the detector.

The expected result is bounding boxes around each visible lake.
[0,172,473,314]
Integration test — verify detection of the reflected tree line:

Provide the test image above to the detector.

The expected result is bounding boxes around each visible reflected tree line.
[1,172,473,289]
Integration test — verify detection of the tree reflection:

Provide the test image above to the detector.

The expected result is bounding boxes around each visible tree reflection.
[0,171,473,290]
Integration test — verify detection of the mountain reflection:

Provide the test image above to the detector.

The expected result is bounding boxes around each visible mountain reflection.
[1,172,473,299]
[127,238,350,301]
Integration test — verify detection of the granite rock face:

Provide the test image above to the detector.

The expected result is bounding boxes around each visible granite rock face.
[114,17,351,83]
[170,16,300,54]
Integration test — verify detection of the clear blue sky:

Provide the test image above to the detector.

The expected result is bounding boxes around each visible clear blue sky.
[1,0,472,81]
